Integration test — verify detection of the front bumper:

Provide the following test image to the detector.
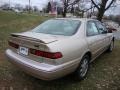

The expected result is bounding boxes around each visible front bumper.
[5,49,79,80]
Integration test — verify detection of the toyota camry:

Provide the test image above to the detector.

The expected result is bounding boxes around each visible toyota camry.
[6,18,114,80]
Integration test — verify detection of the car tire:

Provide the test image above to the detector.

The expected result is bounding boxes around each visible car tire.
[107,41,114,52]
[75,55,90,81]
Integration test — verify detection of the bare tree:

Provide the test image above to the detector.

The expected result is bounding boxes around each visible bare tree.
[73,0,93,18]
[24,5,32,11]
[15,4,23,10]
[62,0,80,17]
[33,6,38,12]
[1,3,9,10]
[91,0,116,21]
[46,2,52,13]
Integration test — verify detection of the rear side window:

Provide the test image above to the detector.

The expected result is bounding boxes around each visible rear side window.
[86,21,99,36]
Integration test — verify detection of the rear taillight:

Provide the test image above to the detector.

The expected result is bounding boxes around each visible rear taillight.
[8,41,19,49]
[30,49,62,59]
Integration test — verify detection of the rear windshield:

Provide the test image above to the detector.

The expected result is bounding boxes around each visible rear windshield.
[32,19,81,36]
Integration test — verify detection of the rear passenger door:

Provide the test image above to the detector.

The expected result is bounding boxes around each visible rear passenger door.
[86,21,103,59]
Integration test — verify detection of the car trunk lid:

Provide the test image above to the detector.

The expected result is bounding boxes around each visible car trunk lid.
[9,32,67,64]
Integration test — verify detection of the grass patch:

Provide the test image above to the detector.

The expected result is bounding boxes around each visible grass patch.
[0,11,120,90]
[0,11,50,52]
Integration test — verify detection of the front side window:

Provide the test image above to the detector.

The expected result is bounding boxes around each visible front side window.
[86,21,99,36]
[32,19,81,36]
[95,21,107,34]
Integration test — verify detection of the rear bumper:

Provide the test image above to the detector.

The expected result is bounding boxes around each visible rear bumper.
[5,49,79,80]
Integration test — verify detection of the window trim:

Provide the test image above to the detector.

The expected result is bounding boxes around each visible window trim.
[86,20,100,37]
[94,21,107,34]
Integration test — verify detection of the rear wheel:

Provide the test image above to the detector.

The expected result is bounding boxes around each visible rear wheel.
[75,55,90,80]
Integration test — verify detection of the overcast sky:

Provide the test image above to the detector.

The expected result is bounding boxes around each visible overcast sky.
[0,0,120,15]
[0,0,49,10]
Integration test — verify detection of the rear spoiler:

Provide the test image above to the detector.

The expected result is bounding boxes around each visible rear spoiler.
[10,33,57,44]
[10,33,46,44]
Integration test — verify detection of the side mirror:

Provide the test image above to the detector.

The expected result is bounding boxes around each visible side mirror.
[102,31,107,34]
[101,30,107,34]
[107,28,112,33]
[99,28,107,34]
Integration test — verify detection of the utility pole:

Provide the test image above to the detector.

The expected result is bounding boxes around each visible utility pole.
[9,0,10,9]
[29,0,30,13]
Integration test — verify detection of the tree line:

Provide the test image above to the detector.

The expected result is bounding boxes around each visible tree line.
[46,0,118,21]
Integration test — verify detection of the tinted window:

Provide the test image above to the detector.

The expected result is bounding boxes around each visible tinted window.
[95,21,107,34]
[87,21,99,36]
[32,19,81,36]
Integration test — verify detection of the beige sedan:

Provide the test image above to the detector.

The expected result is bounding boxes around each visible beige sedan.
[6,18,114,80]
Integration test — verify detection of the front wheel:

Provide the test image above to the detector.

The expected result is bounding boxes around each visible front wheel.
[75,55,90,80]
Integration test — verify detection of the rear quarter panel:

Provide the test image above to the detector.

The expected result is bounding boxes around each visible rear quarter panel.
[47,20,89,65]
[107,33,114,44]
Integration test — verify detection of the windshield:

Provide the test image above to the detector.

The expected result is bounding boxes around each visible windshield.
[32,19,81,36]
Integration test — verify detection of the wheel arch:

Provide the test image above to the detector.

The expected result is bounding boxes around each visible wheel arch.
[112,37,115,42]
[83,51,92,62]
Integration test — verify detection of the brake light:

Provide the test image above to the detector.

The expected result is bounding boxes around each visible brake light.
[8,41,19,49]
[30,49,62,59]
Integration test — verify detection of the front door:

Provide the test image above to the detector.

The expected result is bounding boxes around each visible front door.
[86,21,103,59]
